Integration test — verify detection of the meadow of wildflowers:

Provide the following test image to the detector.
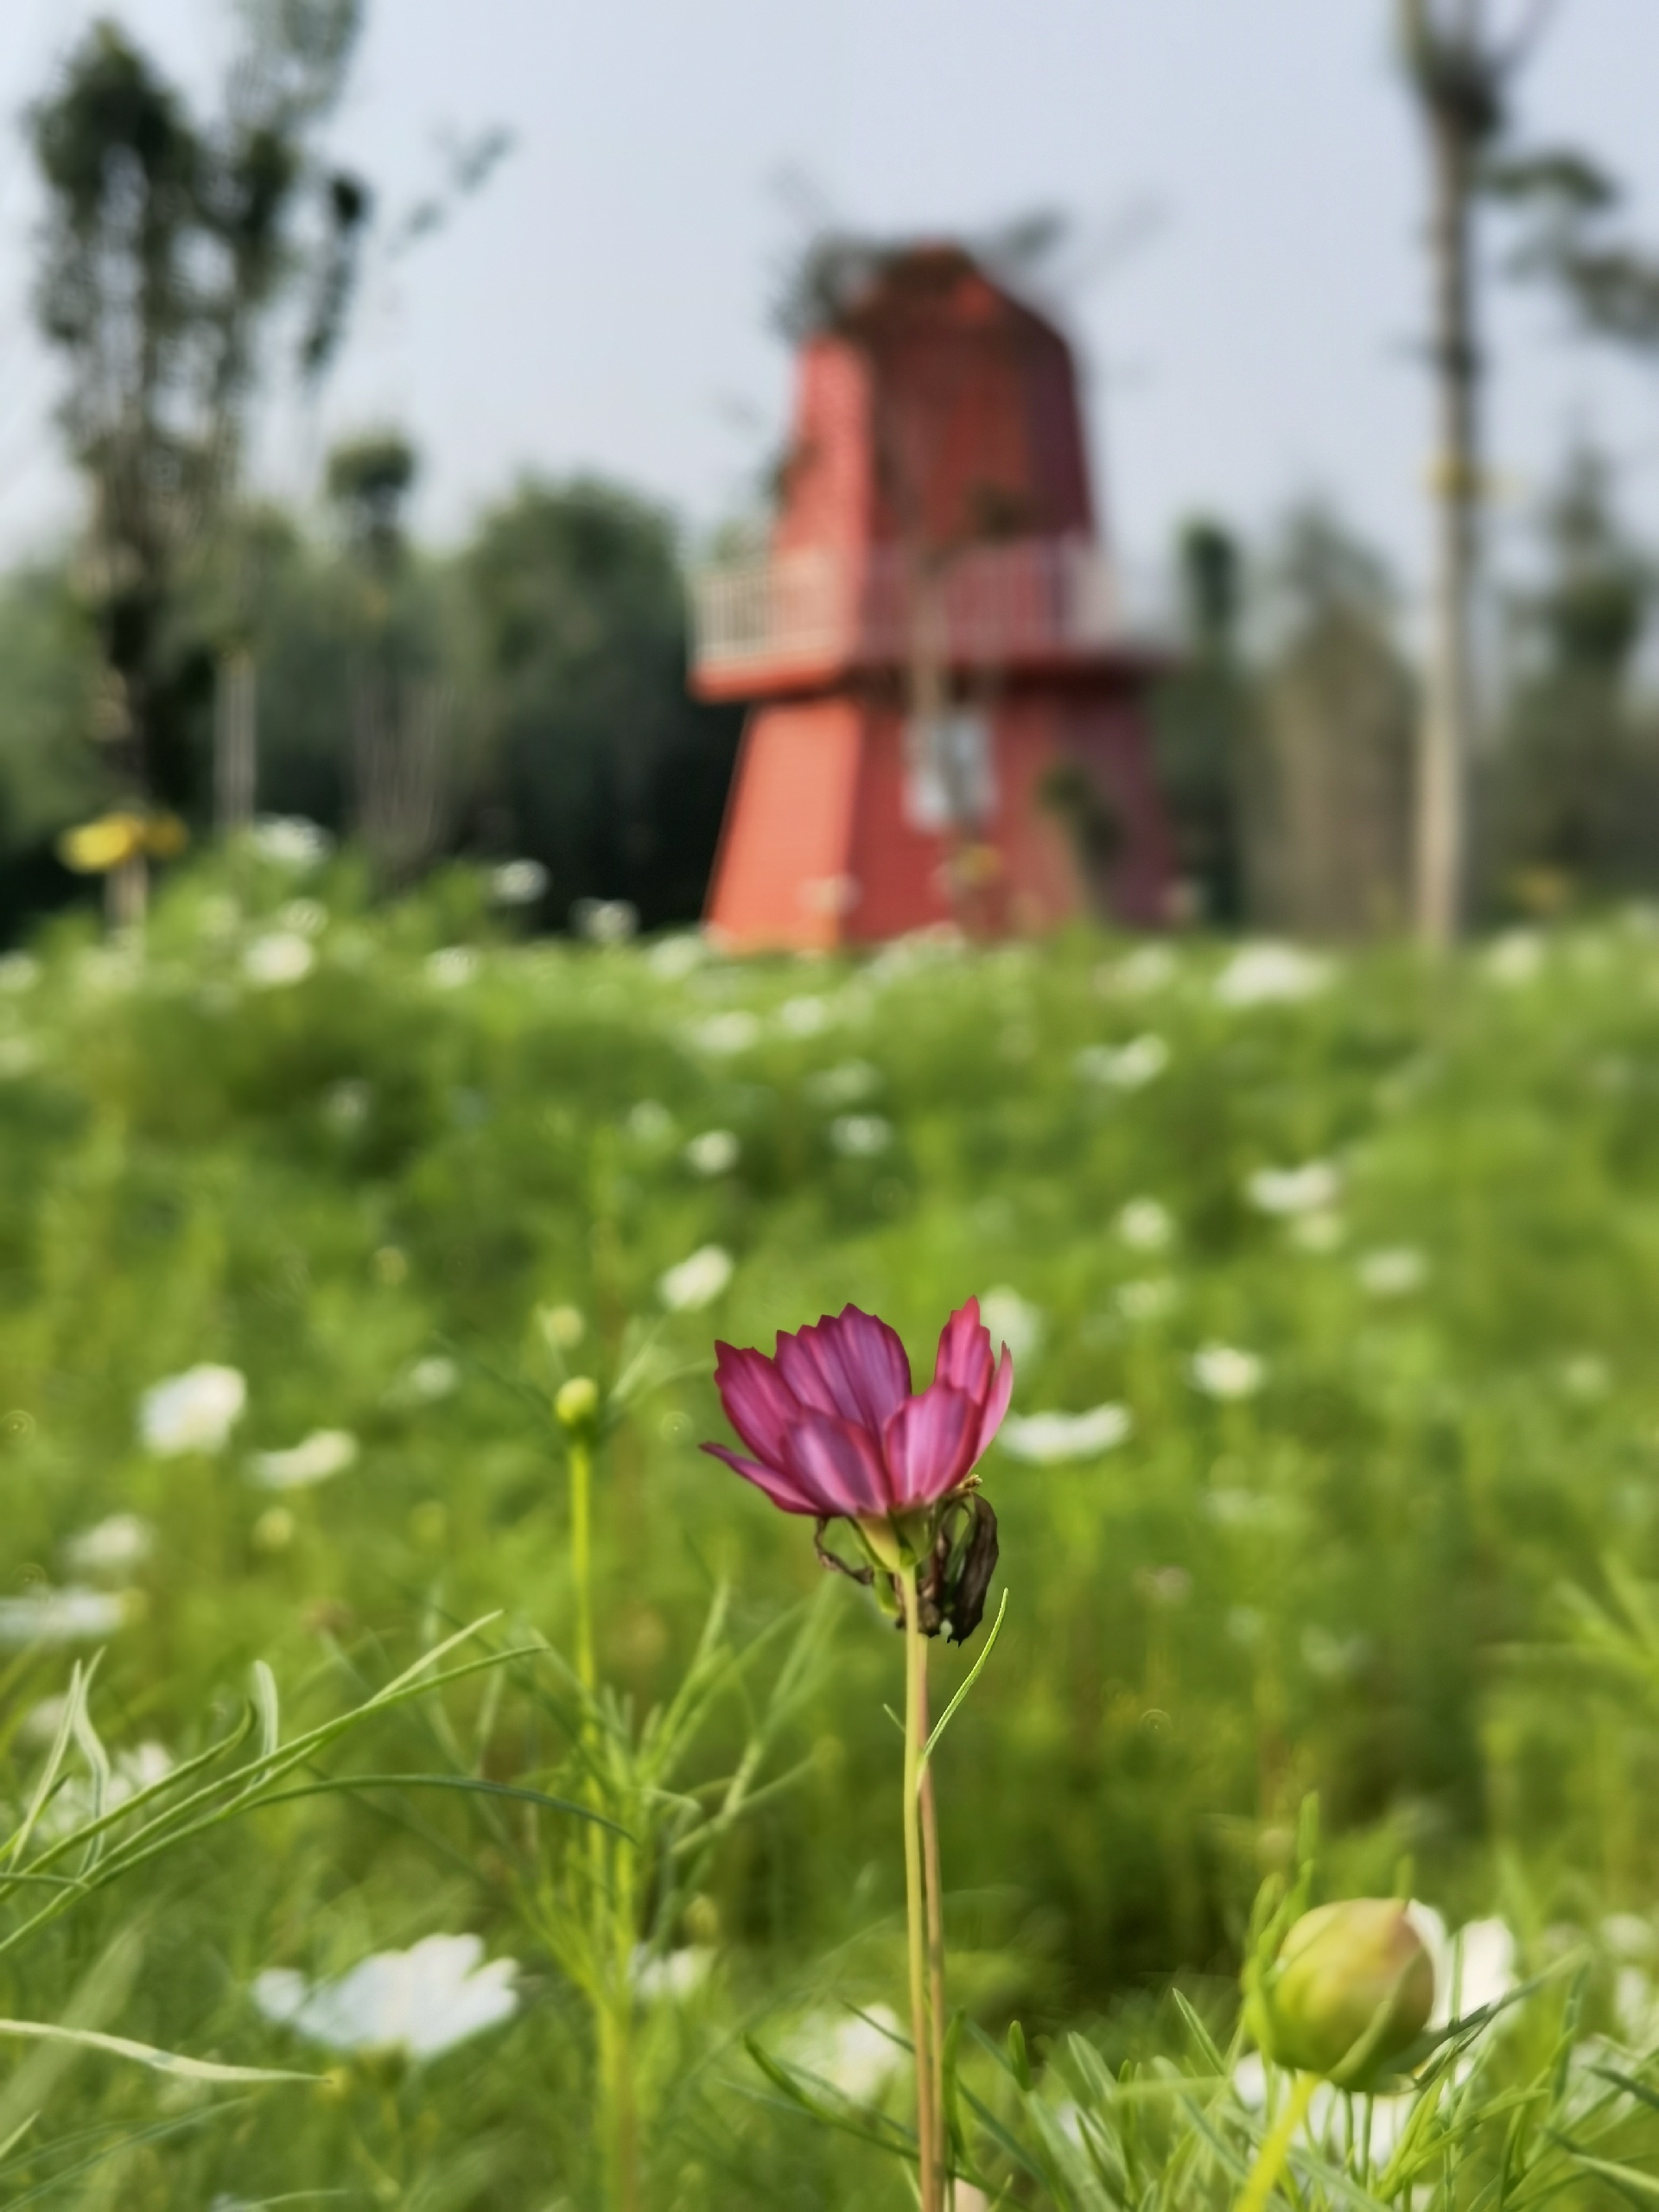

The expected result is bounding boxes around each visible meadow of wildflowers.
[6,849,1659,2201]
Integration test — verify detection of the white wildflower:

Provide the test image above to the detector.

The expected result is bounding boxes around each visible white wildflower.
[626,1099,674,1143]
[778,995,830,1037]
[41,1740,173,1838]
[685,1129,741,1176]
[647,933,708,981]
[139,1364,247,1456]
[977,1287,1044,1364]
[323,1079,372,1130]
[659,1245,734,1312]
[1247,1160,1341,1217]
[632,1946,714,2004]
[1357,1247,1428,1297]
[1117,1198,1173,1251]
[248,1430,359,1491]
[244,933,315,988]
[0,953,40,993]
[1190,1344,1264,1401]
[251,1934,518,2063]
[1001,1405,1132,1464]
[63,1514,154,1578]
[537,1305,586,1351]
[277,899,327,938]
[1485,930,1544,986]
[1096,944,1178,998]
[1288,1209,1346,1253]
[1214,942,1331,1008]
[1076,1034,1168,1090]
[691,1010,760,1057]
[572,898,639,945]
[488,859,549,906]
[787,2005,905,2102]
[250,816,332,870]
[805,1059,880,1108]
[401,1356,460,1404]
[830,1113,893,1158]
[426,946,480,989]
[0,1587,133,1646]
[1116,1277,1179,1322]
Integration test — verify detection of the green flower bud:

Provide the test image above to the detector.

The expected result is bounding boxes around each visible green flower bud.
[1256,1899,1434,2088]
[555,1376,601,1438]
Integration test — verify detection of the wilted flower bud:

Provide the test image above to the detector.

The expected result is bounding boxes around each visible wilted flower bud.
[555,1376,601,1440]
[1255,1899,1433,2088]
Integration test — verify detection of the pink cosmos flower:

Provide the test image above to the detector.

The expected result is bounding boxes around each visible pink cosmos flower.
[703,1299,1014,1522]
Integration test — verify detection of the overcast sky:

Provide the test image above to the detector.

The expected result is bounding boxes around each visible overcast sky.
[3,0,1657,620]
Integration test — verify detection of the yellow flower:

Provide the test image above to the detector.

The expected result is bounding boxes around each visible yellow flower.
[57,811,189,873]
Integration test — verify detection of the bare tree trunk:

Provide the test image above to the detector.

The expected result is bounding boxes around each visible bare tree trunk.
[1417,99,1483,945]
[214,646,257,833]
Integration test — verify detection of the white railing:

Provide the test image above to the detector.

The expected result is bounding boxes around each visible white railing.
[690,536,1135,677]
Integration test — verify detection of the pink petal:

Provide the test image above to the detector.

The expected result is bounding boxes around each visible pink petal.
[713,1342,804,1465]
[974,1345,1014,1460]
[781,1412,893,1518]
[701,1441,822,1516]
[882,1382,978,1508]
[775,1306,912,1432]
[933,1298,995,1402]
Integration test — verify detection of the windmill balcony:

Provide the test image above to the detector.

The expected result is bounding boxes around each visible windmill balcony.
[689,535,1156,700]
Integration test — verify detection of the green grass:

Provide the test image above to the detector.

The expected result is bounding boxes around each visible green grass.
[3,853,1659,2203]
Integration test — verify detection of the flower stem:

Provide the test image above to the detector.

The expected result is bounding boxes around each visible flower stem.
[569,1432,595,1695]
[918,1666,950,2205]
[900,1567,939,2212]
[1237,2069,1316,2212]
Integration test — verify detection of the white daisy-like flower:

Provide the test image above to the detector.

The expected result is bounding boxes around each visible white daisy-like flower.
[1214,942,1331,1008]
[829,1113,893,1158]
[1001,1405,1132,1464]
[632,1946,714,2004]
[401,1356,461,1404]
[1288,1208,1346,1253]
[977,1287,1044,1365]
[685,1129,741,1176]
[1357,1247,1428,1297]
[659,1245,734,1312]
[250,816,333,870]
[805,1059,880,1108]
[278,899,327,938]
[488,859,549,906]
[1075,1034,1169,1090]
[573,899,639,946]
[778,995,830,1037]
[0,953,40,993]
[1117,1197,1173,1251]
[690,1011,760,1057]
[626,1099,674,1143]
[244,933,315,988]
[0,1586,134,1646]
[426,946,480,990]
[787,2005,905,2102]
[139,1364,247,1456]
[1190,1344,1264,1401]
[248,1430,359,1491]
[251,1933,518,2063]
[1485,930,1544,986]
[647,933,708,981]
[1097,944,1178,998]
[63,1514,154,1577]
[1116,1277,1179,1322]
[1247,1160,1341,1217]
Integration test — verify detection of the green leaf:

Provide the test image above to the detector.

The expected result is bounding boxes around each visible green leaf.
[922,1588,1008,1766]
[0,2020,317,2086]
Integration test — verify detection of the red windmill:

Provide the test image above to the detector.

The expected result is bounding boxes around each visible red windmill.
[690,242,1175,950]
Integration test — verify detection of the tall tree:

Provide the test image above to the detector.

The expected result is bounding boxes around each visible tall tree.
[27,6,367,830]
[1396,0,1559,944]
